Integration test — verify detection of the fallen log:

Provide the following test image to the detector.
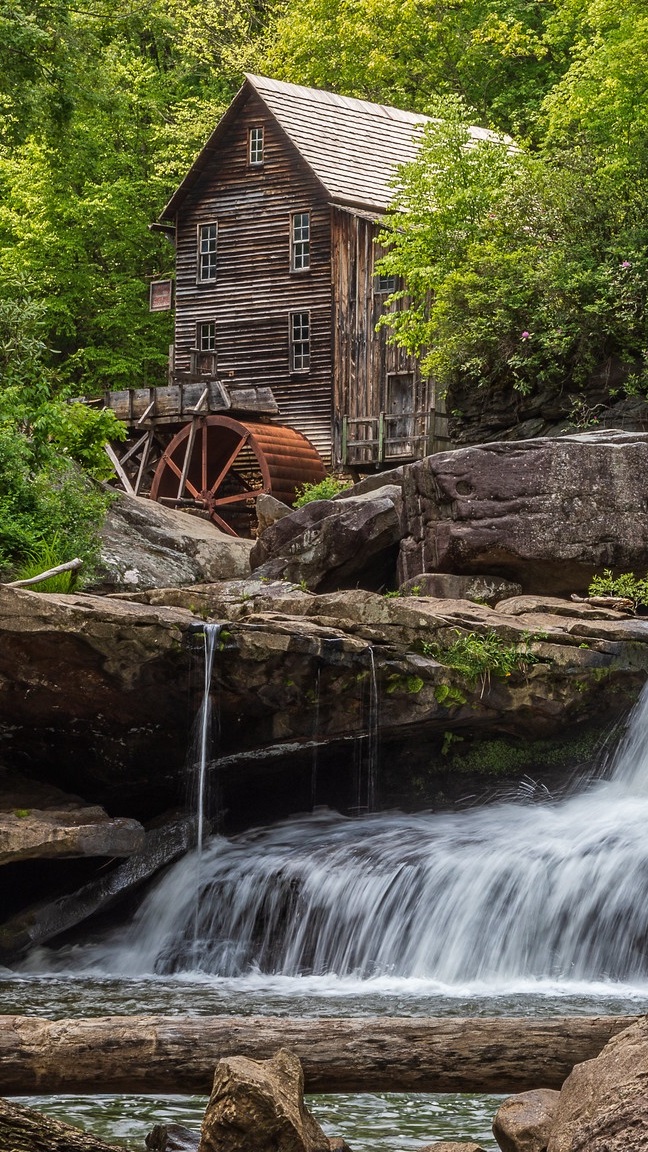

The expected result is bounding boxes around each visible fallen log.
[0,1097,122,1152]
[0,1015,639,1096]
[5,558,83,588]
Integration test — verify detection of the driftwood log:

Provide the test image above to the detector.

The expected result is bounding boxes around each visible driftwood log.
[0,1097,122,1152]
[5,558,83,588]
[0,1015,639,1096]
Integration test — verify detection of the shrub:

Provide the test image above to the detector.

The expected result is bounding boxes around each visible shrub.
[293,476,353,507]
[588,569,648,608]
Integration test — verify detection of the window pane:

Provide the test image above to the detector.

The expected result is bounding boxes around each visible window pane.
[198,223,217,280]
[291,212,310,271]
[199,322,216,351]
[249,127,264,164]
[290,311,310,370]
[376,273,396,292]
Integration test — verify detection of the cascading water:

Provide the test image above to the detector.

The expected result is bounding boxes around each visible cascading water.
[55,684,648,987]
[189,622,220,960]
[192,622,221,852]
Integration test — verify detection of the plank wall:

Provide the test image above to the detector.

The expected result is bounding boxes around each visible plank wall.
[330,208,429,464]
[174,91,333,462]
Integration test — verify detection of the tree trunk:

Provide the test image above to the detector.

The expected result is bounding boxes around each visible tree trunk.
[0,1097,121,1152]
[0,1015,638,1096]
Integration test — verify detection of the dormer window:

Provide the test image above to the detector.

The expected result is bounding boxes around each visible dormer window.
[249,126,264,165]
[291,212,310,271]
[197,222,217,281]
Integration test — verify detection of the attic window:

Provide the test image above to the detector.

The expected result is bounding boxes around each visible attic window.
[291,212,310,271]
[197,222,217,281]
[249,126,264,165]
[290,311,310,371]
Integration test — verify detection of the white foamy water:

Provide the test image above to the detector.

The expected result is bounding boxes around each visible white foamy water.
[25,684,648,989]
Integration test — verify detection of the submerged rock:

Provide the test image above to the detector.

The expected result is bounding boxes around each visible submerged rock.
[415,1143,488,1151]
[547,1016,648,1152]
[493,1089,560,1152]
[146,1124,200,1151]
[199,1049,330,1152]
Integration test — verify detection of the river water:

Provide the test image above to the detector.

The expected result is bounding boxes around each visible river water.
[6,686,648,1148]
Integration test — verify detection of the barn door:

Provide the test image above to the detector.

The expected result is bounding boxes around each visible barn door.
[385,372,415,458]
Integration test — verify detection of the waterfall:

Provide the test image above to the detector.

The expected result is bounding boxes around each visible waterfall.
[34,686,648,987]
[192,623,221,853]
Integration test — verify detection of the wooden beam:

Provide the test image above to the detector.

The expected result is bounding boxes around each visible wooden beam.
[0,1015,637,1097]
[104,444,135,494]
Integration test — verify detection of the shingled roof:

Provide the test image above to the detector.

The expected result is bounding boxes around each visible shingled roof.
[160,74,503,220]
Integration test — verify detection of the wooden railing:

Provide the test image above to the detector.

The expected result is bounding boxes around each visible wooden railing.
[341,411,449,466]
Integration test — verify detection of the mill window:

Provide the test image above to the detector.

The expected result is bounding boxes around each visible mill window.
[290,311,310,371]
[291,212,310,271]
[197,222,217,281]
[376,273,397,293]
[249,126,264,165]
[198,321,216,351]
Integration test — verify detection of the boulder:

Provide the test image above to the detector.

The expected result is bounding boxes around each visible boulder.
[199,1049,330,1152]
[397,430,648,594]
[547,1016,648,1152]
[400,573,522,605]
[256,494,293,534]
[92,492,253,591]
[250,488,403,590]
[492,1089,560,1152]
[0,805,144,867]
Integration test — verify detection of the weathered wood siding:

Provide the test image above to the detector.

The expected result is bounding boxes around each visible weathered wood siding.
[331,207,429,464]
[174,91,333,462]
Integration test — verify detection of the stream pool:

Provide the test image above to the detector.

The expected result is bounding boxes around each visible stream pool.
[3,973,648,1150]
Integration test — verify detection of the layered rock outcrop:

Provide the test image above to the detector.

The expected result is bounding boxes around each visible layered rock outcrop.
[397,430,648,593]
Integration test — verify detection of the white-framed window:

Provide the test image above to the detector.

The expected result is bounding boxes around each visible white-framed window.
[291,212,310,271]
[290,311,310,371]
[249,126,264,165]
[198,321,216,351]
[197,222,217,281]
[376,273,397,293]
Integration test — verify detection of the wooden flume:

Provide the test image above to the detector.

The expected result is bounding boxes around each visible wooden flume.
[0,1014,637,1096]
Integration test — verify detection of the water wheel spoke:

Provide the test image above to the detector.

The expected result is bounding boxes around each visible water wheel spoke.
[160,454,201,501]
[211,491,257,507]
[201,422,208,493]
[207,432,251,497]
[209,510,240,536]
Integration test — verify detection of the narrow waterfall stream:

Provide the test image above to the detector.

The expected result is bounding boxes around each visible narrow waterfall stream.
[7,685,648,1149]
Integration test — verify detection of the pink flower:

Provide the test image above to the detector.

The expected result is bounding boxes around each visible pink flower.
[621,261,632,269]
[521,331,530,340]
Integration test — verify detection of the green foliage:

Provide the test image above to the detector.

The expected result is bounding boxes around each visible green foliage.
[293,476,353,506]
[264,0,573,139]
[423,629,541,687]
[0,294,121,576]
[14,537,79,592]
[589,569,648,608]
[378,94,648,404]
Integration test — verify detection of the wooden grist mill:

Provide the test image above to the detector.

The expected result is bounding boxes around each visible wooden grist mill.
[100,381,326,537]
[96,75,463,534]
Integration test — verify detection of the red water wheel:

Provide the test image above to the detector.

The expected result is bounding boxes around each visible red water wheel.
[149,416,326,537]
